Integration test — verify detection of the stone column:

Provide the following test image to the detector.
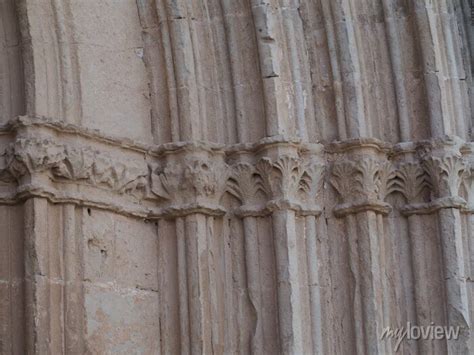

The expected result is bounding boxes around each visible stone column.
[151,149,229,354]
[423,149,471,354]
[392,160,440,354]
[228,162,273,354]
[228,144,325,354]
[462,154,474,352]
[331,153,394,354]
[256,148,324,354]
[24,200,85,354]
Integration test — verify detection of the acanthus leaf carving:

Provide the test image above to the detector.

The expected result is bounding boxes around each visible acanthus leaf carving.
[151,157,230,208]
[4,138,149,198]
[331,157,393,215]
[377,160,397,201]
[299,160,326,207]
[355,158,382,201]
[257,156,304,203]
[255,157,279,198]
[390,162,429,204]
[461,159,474,209]
[227,163,264,207]
[254,155,325,213]
[330,161,358,200]
[423,155,467,199]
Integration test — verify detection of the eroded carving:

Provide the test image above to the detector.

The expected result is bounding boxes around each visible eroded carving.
[151,157,230,213]
[331,157,393,216]
[255,155,325,213]
[390,162,429,204]
[423,155,466,198]
[257,156,304,202]
[2,121,474,218]
[3,138,149,197]
[460,159,474,210]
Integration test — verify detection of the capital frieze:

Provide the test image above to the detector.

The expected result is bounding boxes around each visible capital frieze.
[2,138,149,198]
[2,117,474,218]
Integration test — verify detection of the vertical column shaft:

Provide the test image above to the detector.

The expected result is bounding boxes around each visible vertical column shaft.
[62,204,85,354]
[438,207,471,354]
[271,209,309,354]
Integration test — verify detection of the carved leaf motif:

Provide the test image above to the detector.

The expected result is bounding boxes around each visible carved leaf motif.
[256,156,307,202]
[256,158,278,197]
[391,162,428,203]
[0,151,15,182]
[228,163,264,205]
[376,160,396,201]
[355,158,381,200]
[424,155,466,198]
[276,156,305,200]
[91,156,119,188]
[330,161,357,200]
[462,163,474,205]
[3,138,149,197]
[331,158,395,203]
[300,161,325,200]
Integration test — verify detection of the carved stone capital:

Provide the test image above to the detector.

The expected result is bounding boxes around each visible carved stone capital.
[423,155,467,199]
[461,160,474,212]
[5,138,66,179]
[256,155,324,215]
[151,156,230,216]
[390,162,429,204]
[331,157,393,216]
[227,162,266,215]
[226,156,325,216]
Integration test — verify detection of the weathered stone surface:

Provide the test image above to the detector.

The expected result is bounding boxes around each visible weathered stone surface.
[0,0,473,354]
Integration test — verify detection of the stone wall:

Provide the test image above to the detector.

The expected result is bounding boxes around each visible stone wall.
[0,0,473,354]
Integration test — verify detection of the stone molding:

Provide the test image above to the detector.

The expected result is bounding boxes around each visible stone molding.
[1,116,474,218]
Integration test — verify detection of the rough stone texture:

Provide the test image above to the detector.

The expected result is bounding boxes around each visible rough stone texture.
[0,0,473,354]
